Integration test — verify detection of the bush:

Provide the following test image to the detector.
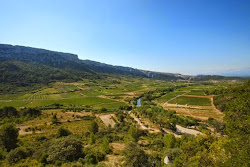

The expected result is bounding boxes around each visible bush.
[46,135,83,163]
[122,142,150,167]
[21,108,41,117]
[6,147,33,164]
[89,121,98,134]
[163,134,176,148]
[101,136,112,154]
[57,127,72,137]
[0,123,19,151]
[0,106,18,117]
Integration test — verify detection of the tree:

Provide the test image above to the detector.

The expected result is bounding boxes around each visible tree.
[88,132,95,144]
[122,142,150,167]
[6,147,33,164]
[57,127,72,137]
[163,134,176,148]
[22,108,41,117]
[101,136,112,154]
[0,124,19,151]
[46,135,83,164]
[89,121,98,134]
[0,106,18,118]
[128,125,140,142]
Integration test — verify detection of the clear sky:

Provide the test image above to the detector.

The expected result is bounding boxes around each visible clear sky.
[0,0,250,75]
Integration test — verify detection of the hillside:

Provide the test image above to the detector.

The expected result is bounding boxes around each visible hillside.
[0,44,185,82]
[0,44,242,90]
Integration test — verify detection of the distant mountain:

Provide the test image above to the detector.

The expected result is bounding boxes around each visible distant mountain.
[206,68,250,77]
[0,44,243,88]
[0,44,185,82]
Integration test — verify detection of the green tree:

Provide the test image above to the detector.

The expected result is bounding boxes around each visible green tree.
[122,142,150,167]
[89,121,98,134]
[128,125,140,142]
[101,136,112,154]
[6,147,33,164]
[46,135,83,164]
[0,106,18,117]
[163,134,176,148]
[0,124,19,151]
[88,132,95,144]
[57,127,72,137]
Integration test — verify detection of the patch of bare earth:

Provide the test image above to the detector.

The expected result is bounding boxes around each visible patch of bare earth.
[97,114,118,128]
[176,125,203,136]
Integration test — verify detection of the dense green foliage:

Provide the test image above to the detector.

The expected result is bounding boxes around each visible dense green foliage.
[0,124,19,151]
[222,81,250,166]
[6,147,33,164]
[0,107,41,125]
[89,121,99,134]
[56,127,72,137]
[0,107,41,118]
[122,142,150,167]
[0,61,83,92]
[168,80,250,166]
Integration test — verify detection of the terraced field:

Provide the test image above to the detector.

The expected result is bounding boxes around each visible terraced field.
[168,96,211,106]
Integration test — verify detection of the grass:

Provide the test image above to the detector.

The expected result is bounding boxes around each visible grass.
[187,90,206,96]
[173,108,224,120]
[93,101,128,109]
[0,96,124,109]
[26,97,120,107]
[60,92,83,98]
[0,101,30,108]
[169,96,211,106]
[155,91,186,103]
[0,93,32,100]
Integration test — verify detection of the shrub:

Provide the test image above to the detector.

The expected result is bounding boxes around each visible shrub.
[6,147,33,164]
[57,127,72,137]
[122,142,150,167]
[0,123,19,151]
[89,121,98,134]
[21,108,41,117]
[46,135,83,163]
[0,106,18,117]
[163,134,176,148]
[101,136,112,154]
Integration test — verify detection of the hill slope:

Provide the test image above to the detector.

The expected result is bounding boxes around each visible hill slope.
[0,44,185,81]
[0,44,241,89]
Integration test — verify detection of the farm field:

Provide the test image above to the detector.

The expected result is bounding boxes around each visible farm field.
[155,91,186,103]
[168,95,212,106]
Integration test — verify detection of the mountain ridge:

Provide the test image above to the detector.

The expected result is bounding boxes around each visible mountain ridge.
[0,44,243,88]
[0,44,186,80]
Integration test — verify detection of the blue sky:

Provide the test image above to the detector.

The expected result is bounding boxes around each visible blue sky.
[0,0,250,75]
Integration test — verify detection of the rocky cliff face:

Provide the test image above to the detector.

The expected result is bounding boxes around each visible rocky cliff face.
[0,44,79,66]
[0,44,190,80]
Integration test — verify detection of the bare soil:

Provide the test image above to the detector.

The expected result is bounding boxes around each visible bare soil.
[97,114,117,128]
